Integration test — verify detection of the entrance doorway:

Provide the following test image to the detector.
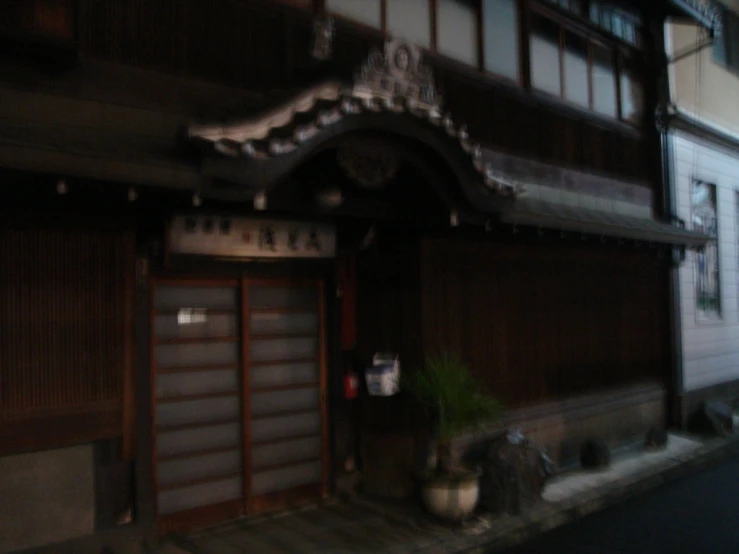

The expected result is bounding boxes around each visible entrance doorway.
[151,278,327,532]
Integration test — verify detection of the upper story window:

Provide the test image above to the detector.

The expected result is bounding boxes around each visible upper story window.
[530,6,644,124]
[545,0,643,46]
[547,0,585,16]
[589,2,642,46]
[437,0,479,66]
[713,7,739,73]
[387,0,431,48]
[325,0,382,30]
[620,60,644,124]
[320,0,645,125]
[482,0,520,81]
[325,0,519,79]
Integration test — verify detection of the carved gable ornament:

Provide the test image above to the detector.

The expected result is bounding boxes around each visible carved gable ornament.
[187,39,523,197]
[352,39,442,113]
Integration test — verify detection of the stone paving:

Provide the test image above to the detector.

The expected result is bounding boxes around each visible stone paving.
[160,432,739,554]
[169,501,460,554]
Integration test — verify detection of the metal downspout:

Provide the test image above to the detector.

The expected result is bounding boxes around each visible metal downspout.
[657,11,686,428]
[660,120,686,428]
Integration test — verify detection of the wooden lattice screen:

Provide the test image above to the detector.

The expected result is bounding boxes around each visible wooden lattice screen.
[0,221,134,454]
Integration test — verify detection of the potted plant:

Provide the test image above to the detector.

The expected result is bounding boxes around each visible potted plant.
[403,354,502,520]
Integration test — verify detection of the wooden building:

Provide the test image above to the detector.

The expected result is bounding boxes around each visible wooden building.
[0,0,718,551]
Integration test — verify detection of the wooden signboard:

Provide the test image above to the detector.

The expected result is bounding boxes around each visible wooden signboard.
[168,215,336,260]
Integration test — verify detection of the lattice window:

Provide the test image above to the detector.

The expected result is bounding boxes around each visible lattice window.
[0,224,131,417]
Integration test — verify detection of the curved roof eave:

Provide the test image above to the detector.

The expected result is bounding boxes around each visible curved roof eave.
[186,39,524,206]
[183,39,709,251]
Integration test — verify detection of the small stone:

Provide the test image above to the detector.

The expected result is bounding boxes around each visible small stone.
[645,427,668,450]
[580,439,610,469]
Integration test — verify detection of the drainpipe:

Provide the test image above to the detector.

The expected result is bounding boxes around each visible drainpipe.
[659,109,686,428]
[656,12,685,429]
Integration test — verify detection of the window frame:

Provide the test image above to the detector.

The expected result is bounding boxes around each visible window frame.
[314,0,523,86]
[713,6,739,74]
[529,1,645,126]
[543,0,644,48]
[435,0,484,70]
[691,179,722,322]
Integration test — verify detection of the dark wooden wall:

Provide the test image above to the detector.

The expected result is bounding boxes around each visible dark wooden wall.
[420,237,669,409]
[435,73,651,181]
[68,0,653,182]
[356,238,423,368]
[355,233,423,431]
[0,215,135,455]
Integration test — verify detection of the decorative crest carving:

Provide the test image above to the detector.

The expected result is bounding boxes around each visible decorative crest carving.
[336,137,402,189]
[352,39,442,112]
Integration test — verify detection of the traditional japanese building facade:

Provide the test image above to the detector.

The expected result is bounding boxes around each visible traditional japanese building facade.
[664,0,739,427]
[0,0,718,551]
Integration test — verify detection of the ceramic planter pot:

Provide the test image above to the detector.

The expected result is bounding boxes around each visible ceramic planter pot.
[420,468,481,520]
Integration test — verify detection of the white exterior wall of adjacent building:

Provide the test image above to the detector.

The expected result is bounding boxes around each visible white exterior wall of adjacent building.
[667,11,739,395]
[671,131,739,391]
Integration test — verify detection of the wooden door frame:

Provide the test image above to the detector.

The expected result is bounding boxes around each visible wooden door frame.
[240,278,253,514]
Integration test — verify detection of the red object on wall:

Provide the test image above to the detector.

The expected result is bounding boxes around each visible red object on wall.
[344,371,359,400]
[339,256,357,351]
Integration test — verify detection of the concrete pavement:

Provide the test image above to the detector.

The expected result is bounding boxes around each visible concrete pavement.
[17,432,739,554]
[166,433,739,554]
[508,455,739,554]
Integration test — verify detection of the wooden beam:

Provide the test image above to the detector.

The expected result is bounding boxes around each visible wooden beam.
[122,230,136,461]
[0,405,123,456]
[318,280,330,499]
[476,0,484,71]
[520,0,533,90]
[241,278,253,512]
[430,0,438,52]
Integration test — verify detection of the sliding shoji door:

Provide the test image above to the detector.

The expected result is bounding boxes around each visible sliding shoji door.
[151,278,327,531]
[245,280,328,513]
[152,281,245,532]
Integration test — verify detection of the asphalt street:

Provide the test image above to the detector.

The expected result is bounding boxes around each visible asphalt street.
[506,456,739,554]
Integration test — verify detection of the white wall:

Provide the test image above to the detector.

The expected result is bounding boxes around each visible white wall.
[673,131,739,391]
